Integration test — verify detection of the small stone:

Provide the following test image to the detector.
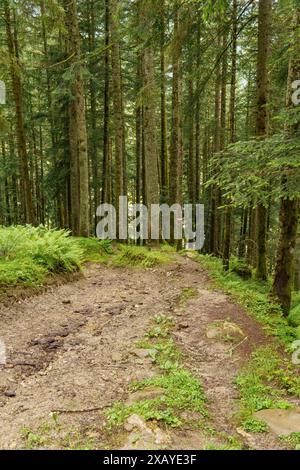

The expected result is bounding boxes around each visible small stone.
[124,414,147,432]
[107,306,123,315]
[111,352,122,362]
[62,299,72,305]
[154,428,170,445]
[255,408,300,436]
[4,390,16,397]
[132,349,156,359]
[206,327,222,339]
[222,321,244,337]
[236,428,257,448]
[206,321,244,340]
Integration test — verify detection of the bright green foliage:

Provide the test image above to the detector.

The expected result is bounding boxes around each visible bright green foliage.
[21,420,96,450]
[0,226,83,287]
[0,229,172,290]
[241,418,268,434]
[204,441,243,451]
[288,304,300,327]
[76,237,114,263]
[207,135,300,208]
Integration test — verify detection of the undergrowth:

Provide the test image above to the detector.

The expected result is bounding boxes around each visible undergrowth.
[235,346,300,433]
[195,254,300,438]
[195,254,297,345]
[77,238,173,268]
[0,225,83,288]
[0,227,173,293]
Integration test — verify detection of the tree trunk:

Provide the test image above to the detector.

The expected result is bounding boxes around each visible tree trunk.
[160,0,168,203]
[223,0,237,271]
[64,0,90,237]
[255,0,272,281]
[272,4,300,314]
[111,0,126,238]
[210,25,222,255]
[4,0,34,225]
[102,0,111,205]
[169,6,183,246]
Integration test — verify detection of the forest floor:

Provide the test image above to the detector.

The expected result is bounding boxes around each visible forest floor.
[0,254,298,450]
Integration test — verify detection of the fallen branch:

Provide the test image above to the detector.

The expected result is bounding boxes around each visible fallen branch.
[51,405,106,414]
[226,336,249,357]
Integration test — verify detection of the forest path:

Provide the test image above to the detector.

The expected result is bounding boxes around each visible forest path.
[0,256,285,450]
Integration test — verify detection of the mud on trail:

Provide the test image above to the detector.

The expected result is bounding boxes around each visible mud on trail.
[0,256,287,450]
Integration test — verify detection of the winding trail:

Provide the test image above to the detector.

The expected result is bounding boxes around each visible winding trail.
[0,256,287,449]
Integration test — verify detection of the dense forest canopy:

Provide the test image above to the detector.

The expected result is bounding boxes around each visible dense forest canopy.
[0,0,299,314]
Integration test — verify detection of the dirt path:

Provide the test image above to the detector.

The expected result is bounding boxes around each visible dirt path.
[0,256,286,449]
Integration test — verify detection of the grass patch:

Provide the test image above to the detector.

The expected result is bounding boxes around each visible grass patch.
[195,254,296,345]
[106,314,207,429]
[179,287,198,306]
[112,245,171,268]
[235,346,300,432]
[203,436,243,450]
[76,237,114,263]
[280,432,300,450]
[21,420,97,450]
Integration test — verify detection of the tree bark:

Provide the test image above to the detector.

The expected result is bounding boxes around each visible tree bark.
[223,0,237,271]
[102,0,111,205]
[64,0,90,237]
[255,0,272,281]
[4,0,34,225]
[111,0,126,238]
[272,4,300,314]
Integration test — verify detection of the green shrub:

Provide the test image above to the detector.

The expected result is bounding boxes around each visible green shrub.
[231,262,252,280]
[288,304,300,327]
[0,226,84,288]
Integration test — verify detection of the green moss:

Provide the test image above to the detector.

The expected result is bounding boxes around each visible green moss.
[204,440,243,450]
[112,245,171,268]
[291,292,300,310]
